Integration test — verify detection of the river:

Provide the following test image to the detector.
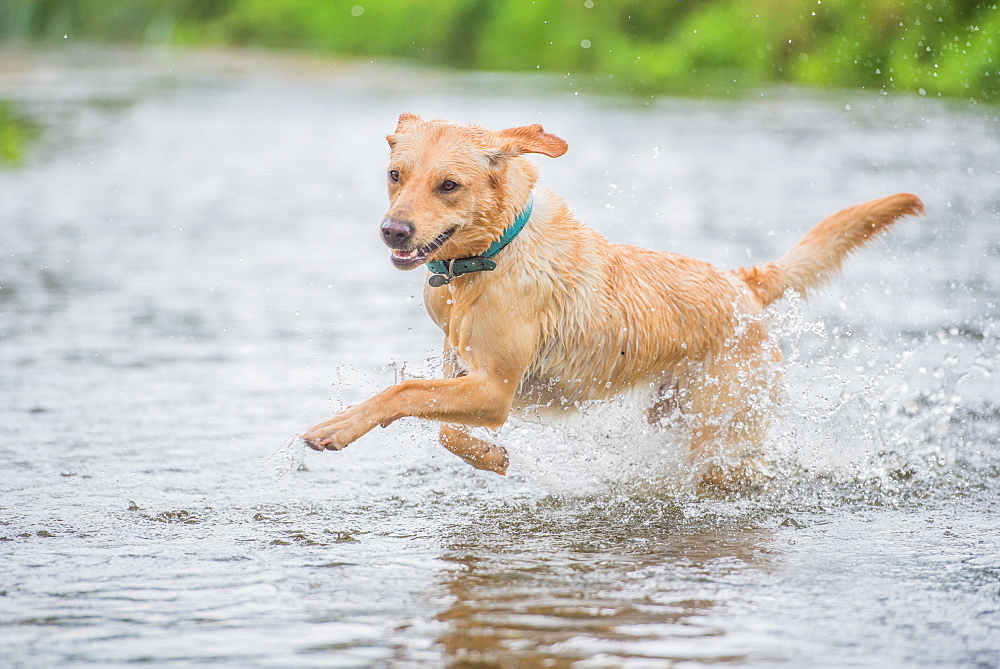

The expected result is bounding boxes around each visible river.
[1,47,998,667]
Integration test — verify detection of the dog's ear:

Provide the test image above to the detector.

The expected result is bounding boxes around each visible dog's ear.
[395,112,423,133]
[495,124,568,158]
[387,113,424,149]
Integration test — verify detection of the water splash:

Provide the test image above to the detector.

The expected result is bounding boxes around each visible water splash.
[764,293,997,507]
[487,291,998,506]
[503,390,692,497]
[258,435,308,481]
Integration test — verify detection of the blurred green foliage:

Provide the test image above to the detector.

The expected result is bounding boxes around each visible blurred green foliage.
[0,102,41,167]
[1,0,998,102]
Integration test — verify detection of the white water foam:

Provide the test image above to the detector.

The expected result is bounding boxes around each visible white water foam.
[492,291,993,501]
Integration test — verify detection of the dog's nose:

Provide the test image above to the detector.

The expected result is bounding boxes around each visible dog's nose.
[380,218,415,247]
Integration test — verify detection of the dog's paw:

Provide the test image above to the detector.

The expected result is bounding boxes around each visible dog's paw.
[459,444,509,475]
[484,446,510,475]
[301,408,377,452]
[301,423,347,452]
[697,457,768,495]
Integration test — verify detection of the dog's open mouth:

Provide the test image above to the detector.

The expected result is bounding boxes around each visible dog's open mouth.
[389,228,456,270]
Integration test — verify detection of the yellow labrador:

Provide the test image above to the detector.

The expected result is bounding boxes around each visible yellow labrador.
[303,114,923,485]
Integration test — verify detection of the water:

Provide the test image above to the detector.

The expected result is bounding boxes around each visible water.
[1,47,998,667]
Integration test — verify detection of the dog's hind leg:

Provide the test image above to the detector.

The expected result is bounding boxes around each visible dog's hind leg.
[439,424,509,474]
[685,321,778,491]
[685,401,768,492]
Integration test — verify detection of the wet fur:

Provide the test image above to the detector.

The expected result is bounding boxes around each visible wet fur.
[303,114,924,485]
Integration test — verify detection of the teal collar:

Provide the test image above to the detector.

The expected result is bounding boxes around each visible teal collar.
[426,194,533,287]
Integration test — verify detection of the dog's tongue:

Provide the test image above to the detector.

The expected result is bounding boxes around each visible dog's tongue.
[392,249,419,260]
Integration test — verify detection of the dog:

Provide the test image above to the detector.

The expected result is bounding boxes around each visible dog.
[302,113,923,485]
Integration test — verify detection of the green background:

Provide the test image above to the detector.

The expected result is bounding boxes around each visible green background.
[1,0,997,163]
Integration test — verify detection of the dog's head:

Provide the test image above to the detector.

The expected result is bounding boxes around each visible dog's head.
[380,113,568,269]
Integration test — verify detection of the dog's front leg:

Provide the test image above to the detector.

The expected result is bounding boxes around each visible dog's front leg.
[301,374,515,453]
[439,423,509,474]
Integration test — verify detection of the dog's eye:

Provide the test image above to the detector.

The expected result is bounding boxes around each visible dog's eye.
[388,170,400,182]
[440,180,459,192]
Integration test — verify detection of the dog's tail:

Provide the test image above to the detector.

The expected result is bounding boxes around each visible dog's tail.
[736,192,924,307]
